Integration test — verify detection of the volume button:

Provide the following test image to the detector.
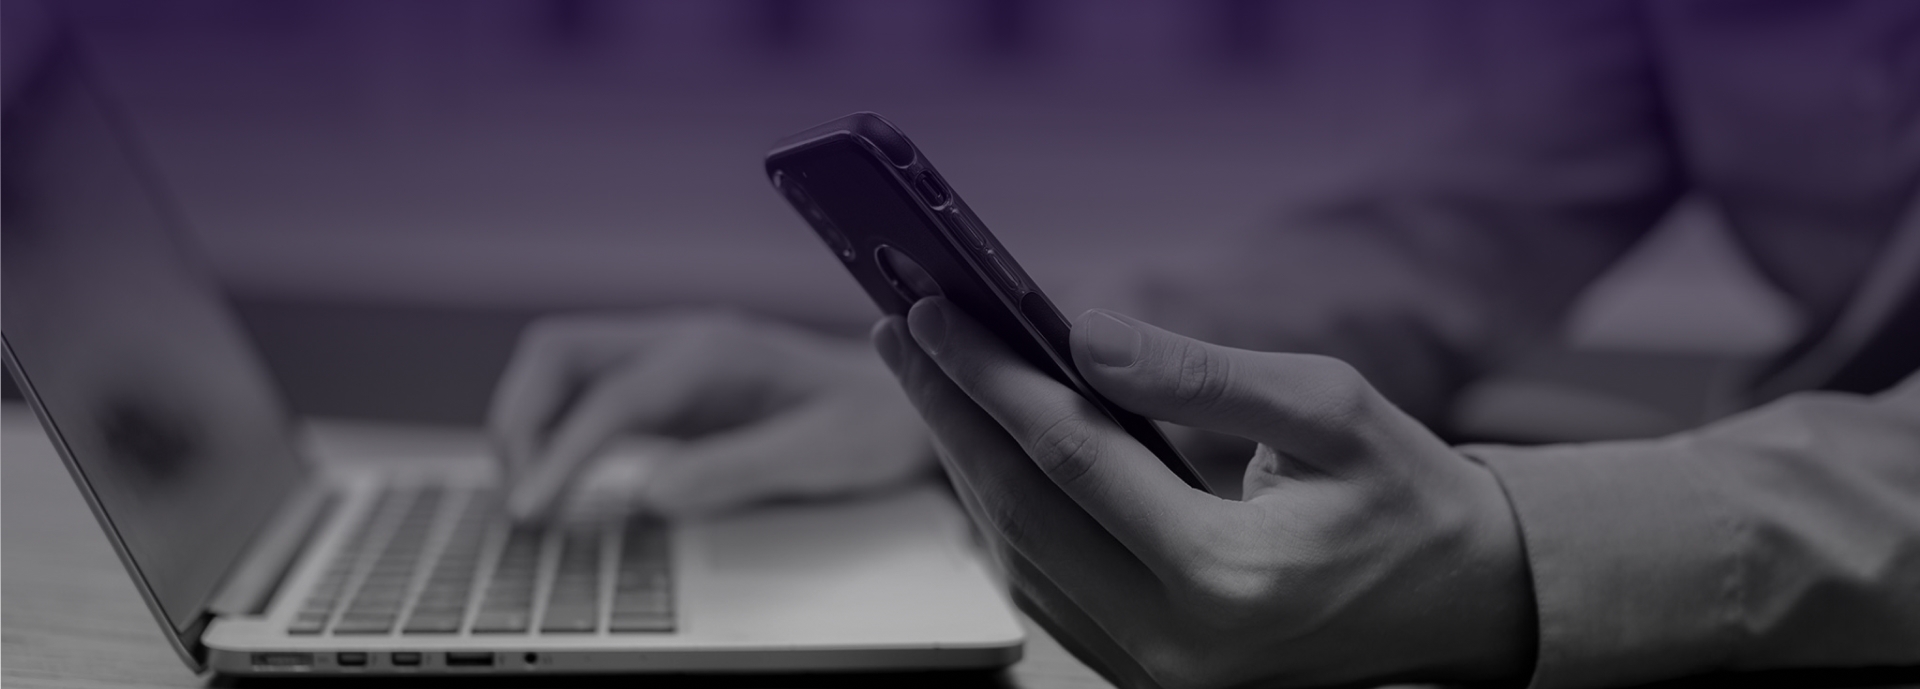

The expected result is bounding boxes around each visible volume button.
[954,213,987,249]
[988,251,1024,293]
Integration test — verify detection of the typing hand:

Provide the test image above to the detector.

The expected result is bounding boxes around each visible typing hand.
[491,312,932,520]
[873,298,1535,689]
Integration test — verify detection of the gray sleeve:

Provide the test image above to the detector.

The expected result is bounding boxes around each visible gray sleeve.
[1463,372,1920,689]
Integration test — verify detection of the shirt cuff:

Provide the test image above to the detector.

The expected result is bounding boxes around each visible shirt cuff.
[1462,439,1740,689]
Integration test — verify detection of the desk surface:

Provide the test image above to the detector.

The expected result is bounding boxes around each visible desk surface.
[1,404,1109,689]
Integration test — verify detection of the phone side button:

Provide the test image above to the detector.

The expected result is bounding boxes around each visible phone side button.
[989,252,1025,293]
[954,215,987,249]
[914,171,952,209]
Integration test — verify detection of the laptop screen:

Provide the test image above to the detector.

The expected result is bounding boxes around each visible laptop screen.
[2,45,308,637]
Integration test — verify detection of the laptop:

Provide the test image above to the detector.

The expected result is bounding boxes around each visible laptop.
[0,39,1024,676]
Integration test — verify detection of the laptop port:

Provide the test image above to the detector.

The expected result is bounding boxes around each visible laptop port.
[251,652,313,670]
[336,652,368,667]
[390,652,422,667]
[446,652,495,668]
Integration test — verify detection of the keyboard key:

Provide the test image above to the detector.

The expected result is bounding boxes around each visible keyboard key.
[400,518,486,634]
[332,613,397,634]
[539,610,598,633]
[474,526,541,629]
[296,487,682,638]
[336,490,445,631]
[541,529,601,633]
[401,614,462,634]
[612,595,670,615]
[605,518,673,633]
[614,570,667,591]
[470,611,530,633]
[291,490,406,634]
[287,611,329,635]
[609,612,673,633]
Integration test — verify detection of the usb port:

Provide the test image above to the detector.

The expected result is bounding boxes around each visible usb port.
[336,652,368,667]
[390,652,422,666]
[446,652,495,668]
[251,652,313,669]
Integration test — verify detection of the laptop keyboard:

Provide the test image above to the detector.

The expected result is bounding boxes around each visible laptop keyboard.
[288,486,673,636]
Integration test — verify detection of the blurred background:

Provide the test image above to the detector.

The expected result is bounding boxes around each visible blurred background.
[10,0,1802,431]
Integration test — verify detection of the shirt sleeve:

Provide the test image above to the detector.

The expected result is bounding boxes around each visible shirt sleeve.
[1462,372,1920,689]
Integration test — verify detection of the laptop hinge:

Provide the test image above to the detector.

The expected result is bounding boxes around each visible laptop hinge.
[184,613,214,673]
[207,479,337,618]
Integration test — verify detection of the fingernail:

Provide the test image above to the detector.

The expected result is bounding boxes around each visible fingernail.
[1082,310,1141,368]
[908,298,949,355]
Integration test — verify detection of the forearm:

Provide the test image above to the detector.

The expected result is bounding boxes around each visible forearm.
[1463,373,1920,689]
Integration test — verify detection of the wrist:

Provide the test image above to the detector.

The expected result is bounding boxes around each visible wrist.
[1450,458,1539,685]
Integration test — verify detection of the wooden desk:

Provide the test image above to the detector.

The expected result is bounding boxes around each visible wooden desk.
[1,404,1109,689]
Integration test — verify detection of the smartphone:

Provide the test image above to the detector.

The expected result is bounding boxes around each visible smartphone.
[765,112,1212,494]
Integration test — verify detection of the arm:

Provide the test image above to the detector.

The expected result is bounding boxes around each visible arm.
[1466,372,1920,689]
[880,295,1919,689]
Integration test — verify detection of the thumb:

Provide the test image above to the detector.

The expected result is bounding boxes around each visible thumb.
[1070,309,1424,469]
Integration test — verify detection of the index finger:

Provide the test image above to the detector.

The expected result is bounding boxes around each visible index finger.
[875,316,1174,646]
[488,318,677,473]
[504,335,720,520]
[904,298,1216,567]
[489,329,575,474]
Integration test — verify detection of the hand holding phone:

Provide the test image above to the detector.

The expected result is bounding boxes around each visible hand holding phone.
[765,112,1212,494]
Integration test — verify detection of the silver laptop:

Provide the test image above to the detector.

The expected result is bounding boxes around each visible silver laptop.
[0,39,1023,676]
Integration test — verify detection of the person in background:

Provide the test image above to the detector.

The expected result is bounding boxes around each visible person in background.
[495,2,1920,687]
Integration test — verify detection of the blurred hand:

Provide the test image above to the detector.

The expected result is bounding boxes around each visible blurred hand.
[491,312,932,520]
[874,298,1535,689]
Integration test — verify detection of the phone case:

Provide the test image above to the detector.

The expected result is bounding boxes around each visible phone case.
[766,112,1212,494]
